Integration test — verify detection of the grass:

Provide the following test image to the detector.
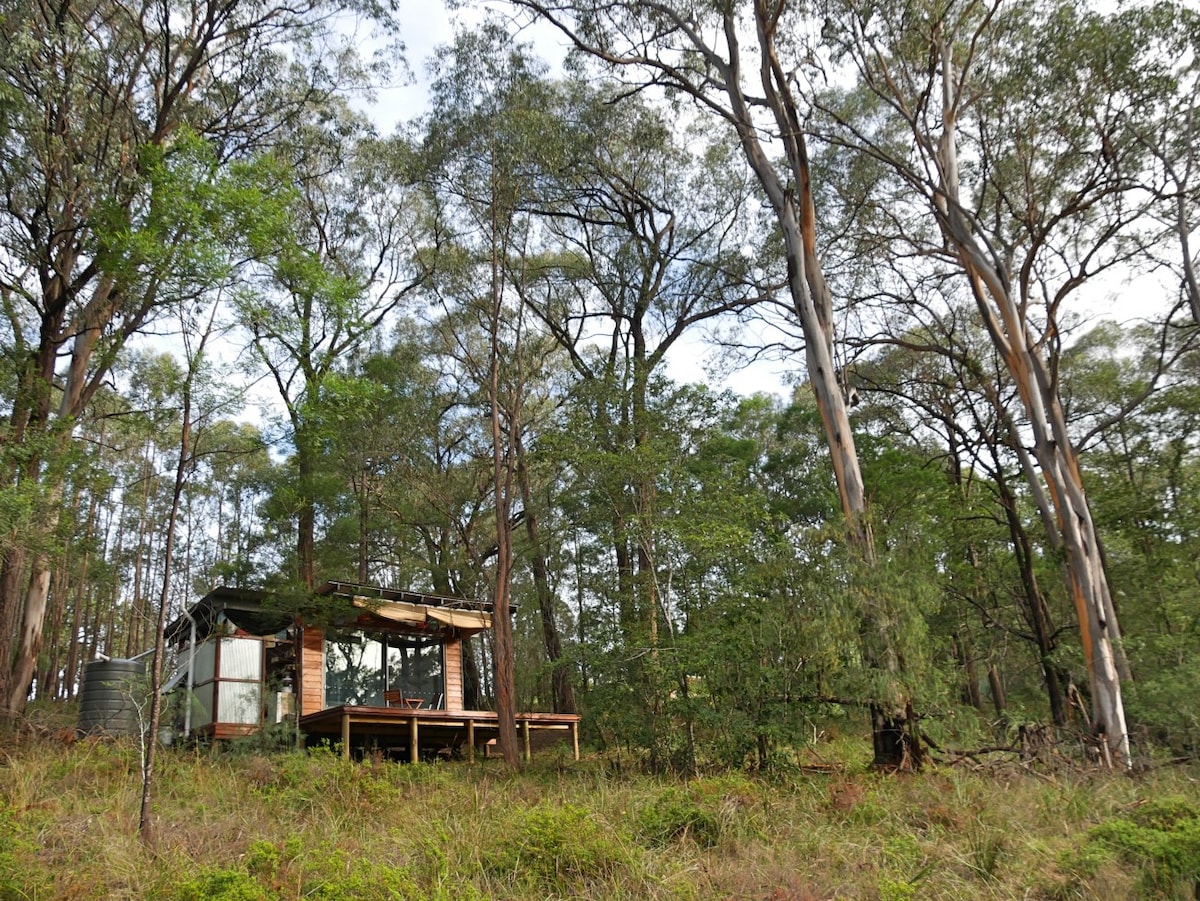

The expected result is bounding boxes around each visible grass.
[1,712,1198,899]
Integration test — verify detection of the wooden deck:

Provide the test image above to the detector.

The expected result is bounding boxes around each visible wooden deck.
[299,705,581,763]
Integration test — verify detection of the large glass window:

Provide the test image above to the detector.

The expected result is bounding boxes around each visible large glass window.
[325,630,444,708]
[385,637,443,707]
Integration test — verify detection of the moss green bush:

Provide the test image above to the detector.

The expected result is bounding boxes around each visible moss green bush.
[0,801,43,901]
[636,787,722,848]
[170,866,268,901]
[482,802,635,892]
[1085,797,1200,897]
[302,860,418,901]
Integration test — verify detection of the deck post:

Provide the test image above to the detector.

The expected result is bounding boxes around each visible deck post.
[467,719,475,763]
[572,720,580,761]
[409,715,419,764]
[522,718,531,762]
[340,712,350,759]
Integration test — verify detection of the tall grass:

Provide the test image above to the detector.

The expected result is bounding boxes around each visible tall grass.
[1,724,1196,900]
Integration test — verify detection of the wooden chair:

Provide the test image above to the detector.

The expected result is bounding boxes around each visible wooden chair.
[384,689,424,709]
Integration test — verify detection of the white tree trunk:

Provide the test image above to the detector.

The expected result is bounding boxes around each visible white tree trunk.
[934,37,1130,768]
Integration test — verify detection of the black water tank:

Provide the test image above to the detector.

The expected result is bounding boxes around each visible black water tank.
[77,659,147,737]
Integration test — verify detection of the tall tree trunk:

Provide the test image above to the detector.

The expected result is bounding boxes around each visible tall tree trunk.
[41,562,68,700]
[956,632,985,713]
[487,168,520,769]
[7,417,67,713]
[297,436,316,590]
[63,567,88,702]
[356,475,370,584]
[988,664,1007,719]
[714,9,919,766]
[514,433,576,715]
[0,547,28,721]
[631,346,670,767]
[996,473,1068,727]
[140,383,195,843]
[126,446,153,658]
[8,540,57,714]
[934,37,1129,767]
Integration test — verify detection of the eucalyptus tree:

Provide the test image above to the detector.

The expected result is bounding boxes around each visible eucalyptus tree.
[0,0,392,718]
[419,27,569,765]
[238,116,430,589]
[453,73,774,749]
[507,0,925,766]
[814,0,1200,768]
[522,82,766,676]
[509,0,872,555]
[511,375,579,716]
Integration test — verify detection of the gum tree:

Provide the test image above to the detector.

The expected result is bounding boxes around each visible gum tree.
[509,0,915,765]
[420,28,559,765]
[814,0,1198,767]
[237,118,429,590]
[0,0,393,718]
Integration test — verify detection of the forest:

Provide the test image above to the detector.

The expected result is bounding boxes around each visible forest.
[1,0,1199,779]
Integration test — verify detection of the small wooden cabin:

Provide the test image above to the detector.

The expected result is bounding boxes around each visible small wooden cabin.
[167,581,579,761]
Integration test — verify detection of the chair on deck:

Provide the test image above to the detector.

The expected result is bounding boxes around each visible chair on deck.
[384,689,423,709]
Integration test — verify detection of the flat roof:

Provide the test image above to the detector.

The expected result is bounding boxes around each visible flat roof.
[167,581,494,644]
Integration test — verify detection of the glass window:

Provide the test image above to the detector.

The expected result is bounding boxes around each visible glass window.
[386,637,444,708]
[325,629,444,708]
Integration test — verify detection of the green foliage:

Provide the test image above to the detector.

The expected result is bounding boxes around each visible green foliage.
[243,840,282,881]
[0,802,37,901]
[170,867,268,901]
[481,802,635,891]
[1082,798,1200,897]
[218,835,423,901]
[636,787,722,848]
[1072,324,1200,751]
[300,850,419,901]
[876,878,918,901]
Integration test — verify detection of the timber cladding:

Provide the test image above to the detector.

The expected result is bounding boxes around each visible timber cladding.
[444,638,463,712]
[300,626,325,716]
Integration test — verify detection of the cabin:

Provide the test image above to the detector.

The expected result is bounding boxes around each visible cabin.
[166,581,580,762]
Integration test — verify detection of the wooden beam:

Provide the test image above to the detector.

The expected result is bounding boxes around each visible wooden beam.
[341,711,350,759]
[522,718,531,763]
[572,720,580,761]
[467,718,475,763]
[409,715,418,764]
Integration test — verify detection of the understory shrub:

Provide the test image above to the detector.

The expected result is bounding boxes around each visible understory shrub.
[170,866,268,901]
[1069,797,1200,898]
[0,802,38,901]
[637,787,722,848]
[482,801,635,891]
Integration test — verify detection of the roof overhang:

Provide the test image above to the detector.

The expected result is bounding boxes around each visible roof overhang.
[351,596,493,635]
[168,581,496,645]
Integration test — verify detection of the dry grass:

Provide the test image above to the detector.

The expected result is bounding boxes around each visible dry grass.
[1,720,1196,900]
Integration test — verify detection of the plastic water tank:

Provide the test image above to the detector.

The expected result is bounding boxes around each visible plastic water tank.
[77,658,147,737]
